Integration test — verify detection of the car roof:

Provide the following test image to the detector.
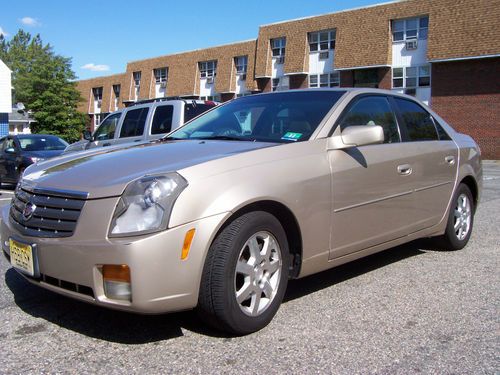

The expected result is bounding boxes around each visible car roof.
[14,134,62,139]
[248,87,423,103]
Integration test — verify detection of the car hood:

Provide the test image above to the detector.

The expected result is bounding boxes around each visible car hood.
[22,140,275,198]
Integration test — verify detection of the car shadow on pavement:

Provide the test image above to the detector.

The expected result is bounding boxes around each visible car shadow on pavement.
[5,240,427,342]
[4,268,189,344]
[284,241,425,303]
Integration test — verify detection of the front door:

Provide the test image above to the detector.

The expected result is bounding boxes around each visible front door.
[89,112,122,149]
[328,95,418,259]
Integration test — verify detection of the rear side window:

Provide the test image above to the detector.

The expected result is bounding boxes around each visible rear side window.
[151,105,174,135]
[119,108,149,138]
[338,96,400,143]
[433,118,452,141]
[395,98,438,141]
[184,103,215,123]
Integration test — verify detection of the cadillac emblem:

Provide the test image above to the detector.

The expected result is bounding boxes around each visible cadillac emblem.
[22,202,36,221]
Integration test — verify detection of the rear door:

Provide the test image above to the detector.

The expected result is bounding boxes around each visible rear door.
[392,97,458,230]
[148,104,175,141]
[114,106,150,146]
[328,94,419,259]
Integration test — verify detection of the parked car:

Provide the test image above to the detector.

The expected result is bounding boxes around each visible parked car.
[63,98,218,154]
[0,134,68,185]
[3,89,482,335]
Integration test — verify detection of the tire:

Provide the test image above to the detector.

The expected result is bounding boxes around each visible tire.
[198,211,289,335]
[436,183,475,250]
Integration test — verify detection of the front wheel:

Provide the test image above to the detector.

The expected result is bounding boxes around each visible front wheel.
[198,211,289,335]
[435,183,475,250]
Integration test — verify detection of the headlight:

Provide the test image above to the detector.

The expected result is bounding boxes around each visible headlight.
[109,173,188,237]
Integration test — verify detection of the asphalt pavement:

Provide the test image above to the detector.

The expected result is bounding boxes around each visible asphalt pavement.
[0,162,498,374]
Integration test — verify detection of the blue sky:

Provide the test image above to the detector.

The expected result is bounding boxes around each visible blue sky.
[0,0,392,80]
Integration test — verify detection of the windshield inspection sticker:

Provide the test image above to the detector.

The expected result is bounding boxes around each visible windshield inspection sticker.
[281,132,303,141]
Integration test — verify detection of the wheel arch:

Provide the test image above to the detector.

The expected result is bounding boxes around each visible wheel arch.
[216,200,303,278]
[460,175,479,212]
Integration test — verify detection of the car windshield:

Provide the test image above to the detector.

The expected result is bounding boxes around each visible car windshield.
[168,90,345,143]
[18,136,69,151]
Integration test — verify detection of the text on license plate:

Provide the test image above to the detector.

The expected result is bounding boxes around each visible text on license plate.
[9,239,34,276]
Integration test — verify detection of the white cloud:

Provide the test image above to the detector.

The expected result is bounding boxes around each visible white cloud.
[20,17,41,27]
[0,26,8,37]
[81,63,110,72]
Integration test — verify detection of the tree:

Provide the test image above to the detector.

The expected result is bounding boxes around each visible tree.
[0,30,85,142]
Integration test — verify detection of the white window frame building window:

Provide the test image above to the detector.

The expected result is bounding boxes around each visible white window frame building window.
[92,87,103,111]
[392,16,429,42]
[199,61,217,79]
[308,29,336,52]
[132,71,141,101]
[112,84,120,111]
[153,67,168,84]
[392,65,431,89]
[235,56,248,79]
[309,72,340,88]
[133,71,141,87]
[271,38,286,63]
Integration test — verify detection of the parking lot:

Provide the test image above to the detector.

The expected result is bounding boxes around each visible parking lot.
[0,161,498,374]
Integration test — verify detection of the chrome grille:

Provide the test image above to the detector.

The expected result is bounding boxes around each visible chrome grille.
[10,186,87,238]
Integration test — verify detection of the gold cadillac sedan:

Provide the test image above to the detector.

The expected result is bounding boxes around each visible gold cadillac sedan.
[2,89,482,334]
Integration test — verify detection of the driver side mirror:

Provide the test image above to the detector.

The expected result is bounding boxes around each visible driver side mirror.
[328,125,384,150]
[83,130,93,141]
[5,147,16,154]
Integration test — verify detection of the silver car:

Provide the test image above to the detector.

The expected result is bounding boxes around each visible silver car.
[2,89,482,335]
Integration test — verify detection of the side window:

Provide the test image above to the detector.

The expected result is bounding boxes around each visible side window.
[151,105,174,135]
[394,98,438,141]
[433,118,452,141]
[94,113,121,141]
[184,104,214,123]
[338,96,400,143]
[119,108,149,138]
[5,138,16,152]
[0,138,6,152]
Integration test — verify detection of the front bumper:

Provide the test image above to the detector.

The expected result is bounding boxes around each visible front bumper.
[1,200,229,314]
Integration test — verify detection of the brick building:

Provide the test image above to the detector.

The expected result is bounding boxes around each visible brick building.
[77,0,500,158]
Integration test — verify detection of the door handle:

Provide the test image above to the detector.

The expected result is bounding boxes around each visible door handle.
[134,139,141,142]
[445,155,455,165]
[397,164,413,175]
[102,143,111,147]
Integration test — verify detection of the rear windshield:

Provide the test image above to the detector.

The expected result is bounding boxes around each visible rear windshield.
[184,103,216,123]
[19,137,68,151]
[171,91,345,143]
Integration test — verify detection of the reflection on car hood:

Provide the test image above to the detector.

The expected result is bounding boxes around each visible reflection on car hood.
[23,150,66,159]
[22,140,275,198]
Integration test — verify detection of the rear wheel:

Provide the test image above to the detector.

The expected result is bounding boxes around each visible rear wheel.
[198,211,289,335]
[436,183,475,250]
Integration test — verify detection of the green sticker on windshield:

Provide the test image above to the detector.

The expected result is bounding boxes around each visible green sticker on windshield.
[281,132,302,141]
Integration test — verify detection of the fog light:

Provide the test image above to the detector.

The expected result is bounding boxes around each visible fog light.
[102,265,131,301]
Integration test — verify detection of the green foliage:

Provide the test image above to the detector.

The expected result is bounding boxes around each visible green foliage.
[0,30,85,143]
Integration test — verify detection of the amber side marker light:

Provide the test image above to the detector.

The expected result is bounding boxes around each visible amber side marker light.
[102,264,131,301]
[181,229,196,260]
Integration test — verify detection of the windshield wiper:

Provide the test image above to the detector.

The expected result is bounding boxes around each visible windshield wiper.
[193,135,251,142]
[156,136,184,142]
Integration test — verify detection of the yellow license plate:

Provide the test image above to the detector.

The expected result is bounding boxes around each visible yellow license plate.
[9,239,35,276]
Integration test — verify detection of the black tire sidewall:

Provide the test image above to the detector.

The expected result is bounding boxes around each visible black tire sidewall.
[211,211,289,334]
